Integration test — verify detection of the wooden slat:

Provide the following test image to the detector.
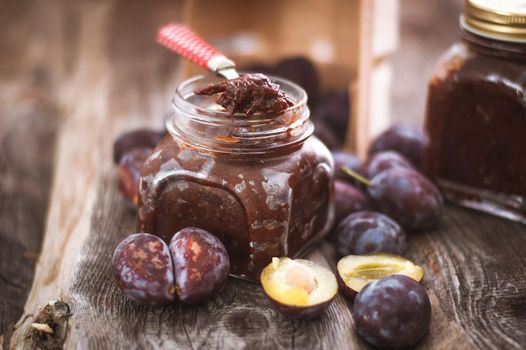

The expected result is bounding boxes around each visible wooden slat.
[0,0,64,347]
[348,0,373,158]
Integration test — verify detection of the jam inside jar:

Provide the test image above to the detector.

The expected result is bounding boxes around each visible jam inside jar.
[423,2,526,224]
[137,75,335,280]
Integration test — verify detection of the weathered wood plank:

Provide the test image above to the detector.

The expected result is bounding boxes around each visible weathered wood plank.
[0,0,63,347]
[418,208,526,349]
[2,0,179,348]
[65,173,358,349]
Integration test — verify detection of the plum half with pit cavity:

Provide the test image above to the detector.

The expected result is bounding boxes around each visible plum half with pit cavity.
[113,233,175,305]
[336,253,424,300]
[261,257,338,319]
[169,227,230,304]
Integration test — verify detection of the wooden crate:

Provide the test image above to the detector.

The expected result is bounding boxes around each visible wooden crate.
[184,0,399,157]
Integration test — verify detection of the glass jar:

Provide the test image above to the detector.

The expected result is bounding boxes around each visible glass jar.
[423,0,526,224]
[137,75,335,280]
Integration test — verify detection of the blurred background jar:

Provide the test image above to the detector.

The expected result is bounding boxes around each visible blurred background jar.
[423,0,526,224]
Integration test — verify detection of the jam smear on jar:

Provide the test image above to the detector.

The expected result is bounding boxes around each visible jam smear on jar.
[137,75,334,281]
[194,73,294,115]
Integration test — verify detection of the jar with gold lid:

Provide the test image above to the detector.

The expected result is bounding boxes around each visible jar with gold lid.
[423,0,526,223]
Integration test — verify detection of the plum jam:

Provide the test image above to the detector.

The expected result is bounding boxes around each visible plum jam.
[137,75,334,280]
[423,1,526,224]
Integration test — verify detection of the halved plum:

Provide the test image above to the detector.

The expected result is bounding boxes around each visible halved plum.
[169,227,230,304]
[113,233,175,305]
[336,253,424,300]
[260,257,338,319]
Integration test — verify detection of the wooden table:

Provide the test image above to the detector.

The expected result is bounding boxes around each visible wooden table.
[1,0,526,349]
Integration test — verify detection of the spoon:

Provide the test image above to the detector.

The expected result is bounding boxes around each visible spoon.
[156,23,239,80]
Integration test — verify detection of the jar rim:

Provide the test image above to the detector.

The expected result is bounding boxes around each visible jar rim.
[167,73,313,155]
[171,73,308,126]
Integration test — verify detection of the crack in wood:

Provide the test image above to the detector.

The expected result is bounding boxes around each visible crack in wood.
[25,301,71,350]
[182,311,196,350]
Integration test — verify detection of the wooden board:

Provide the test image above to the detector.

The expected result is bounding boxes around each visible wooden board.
[0,0,62,346]
[2,0,526,349]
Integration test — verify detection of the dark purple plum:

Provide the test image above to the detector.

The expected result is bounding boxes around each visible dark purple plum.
[169,227,230,304]
[334,211,406,256]
[352,275,431,348]
[368,167,443,231]
[313,118,340,149]
[113,233,175,305]
[273,57,320,106]
[363,150,413,178]
[334,181,368,225]
[369,124,424,167]
[314,90,350,143]
[118,148,152,206]
[113,128,165,164]
[332,151,362,182]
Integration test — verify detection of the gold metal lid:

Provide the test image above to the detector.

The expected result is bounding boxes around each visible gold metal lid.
[462,0,526,42]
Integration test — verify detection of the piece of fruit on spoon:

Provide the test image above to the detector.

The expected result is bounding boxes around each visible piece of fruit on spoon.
[336,253,424,300]
[261,257,337,319]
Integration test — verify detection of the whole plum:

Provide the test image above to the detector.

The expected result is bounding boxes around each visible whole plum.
[335,211,406,256]
[334,181,368,225]
[314,90,350,143]
[118,148,152,206]
[169,227,230,304]
[368,167,443,231]
[113,233,175,305]
[368,124,424,167]
[113,128,165,164]
[313,118,340,150]
[332,151,362,182]
[273,57,320,106]
[363,150,413,178]
[352,275,431,348]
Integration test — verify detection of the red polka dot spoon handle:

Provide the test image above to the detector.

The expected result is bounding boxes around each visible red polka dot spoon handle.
[156,23,239,80]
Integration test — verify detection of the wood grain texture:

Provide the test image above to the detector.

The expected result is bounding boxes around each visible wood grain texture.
[2,0,526,349]
[0,0,62,347]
